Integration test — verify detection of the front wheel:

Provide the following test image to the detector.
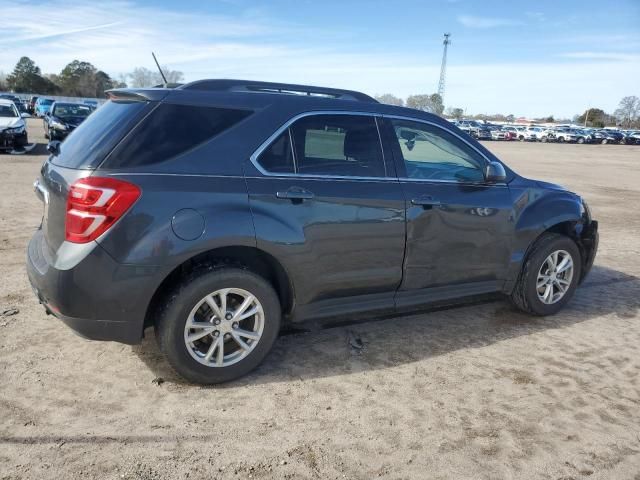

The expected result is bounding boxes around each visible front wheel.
[155,268,282,384]
[577,137,585,144]
[511,233,581,316]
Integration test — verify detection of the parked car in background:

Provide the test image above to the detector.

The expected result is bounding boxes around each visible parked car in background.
[27,79,598,384]
[28,96,39,114]
[44,102,93,140]
[521,127,544,141]
[456,120,491,140]
[592,129,622,144]
[490,128,510,140]
[34,98,54,117]
[0,99,28,152]
[552,129,581,143]
[501,126,525,140]
[83,100,99,110]
[622,131,640,145]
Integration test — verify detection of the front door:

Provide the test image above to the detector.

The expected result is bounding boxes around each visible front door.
[381,117,513,307]
[245,113,406,312]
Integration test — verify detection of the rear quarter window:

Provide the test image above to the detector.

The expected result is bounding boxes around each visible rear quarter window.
[103,104,252,168]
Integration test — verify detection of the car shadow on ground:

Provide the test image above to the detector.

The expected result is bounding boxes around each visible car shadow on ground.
[131,264,640,387]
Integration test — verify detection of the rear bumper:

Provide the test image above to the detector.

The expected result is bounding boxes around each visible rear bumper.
[26,229,162,344]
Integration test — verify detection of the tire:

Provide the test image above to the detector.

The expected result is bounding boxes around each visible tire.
[601,139,607,145]
[577,137,585,144]
[541,136,548,143]
[519,136,524,141]
[155,267,282,384]
[510,233,582,316]
[558,137,565,143]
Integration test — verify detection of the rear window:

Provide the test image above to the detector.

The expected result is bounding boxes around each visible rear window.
[51,100,150,169]
[103,104,252,168]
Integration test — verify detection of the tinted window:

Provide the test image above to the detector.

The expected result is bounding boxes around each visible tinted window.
[391,119,485,183]
[51,100,150,169]
[257,130,295,173]
[289,115,385,177]
[105,104,252,168]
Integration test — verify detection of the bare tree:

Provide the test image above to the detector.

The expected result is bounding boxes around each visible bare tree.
[127,66,184,87]
[374,94,404,106]
[445,107,464,119]
[406,94,444,115]
[614,96,640,128]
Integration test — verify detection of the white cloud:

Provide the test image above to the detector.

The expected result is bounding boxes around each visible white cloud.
[457,15,523,29]
[1,0,638,118]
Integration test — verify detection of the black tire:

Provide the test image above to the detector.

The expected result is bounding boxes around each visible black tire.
[510,233,582,316]
[577,137,585,144]
[601,139,607,145]
[558,136,565,143]
[155,267,281,384]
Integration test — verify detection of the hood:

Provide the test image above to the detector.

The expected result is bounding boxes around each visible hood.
[58,116,87,127]
[0,117,23,129]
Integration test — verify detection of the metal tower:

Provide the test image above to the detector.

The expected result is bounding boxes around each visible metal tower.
[437,33,451,101]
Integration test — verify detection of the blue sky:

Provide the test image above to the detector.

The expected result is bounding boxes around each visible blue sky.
[1,0,639,117]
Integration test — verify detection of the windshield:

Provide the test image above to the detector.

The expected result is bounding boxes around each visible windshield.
[53,104,92,118]
[40,99,53,106]
[0,104,18,118]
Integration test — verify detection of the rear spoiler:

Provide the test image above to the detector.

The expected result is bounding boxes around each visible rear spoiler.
[105,88,171,102]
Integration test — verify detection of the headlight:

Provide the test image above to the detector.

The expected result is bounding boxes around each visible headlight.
[50,120,67,130]
[7,125,25,134]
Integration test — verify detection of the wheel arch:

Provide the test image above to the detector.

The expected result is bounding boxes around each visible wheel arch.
[143,245,295,332]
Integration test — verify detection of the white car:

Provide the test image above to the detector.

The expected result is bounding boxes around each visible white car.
[521,127,544,141]
[502,125,526,140]
[0,99,29,152]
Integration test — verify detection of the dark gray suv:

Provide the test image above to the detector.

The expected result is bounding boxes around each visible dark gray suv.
[27,80,598,384]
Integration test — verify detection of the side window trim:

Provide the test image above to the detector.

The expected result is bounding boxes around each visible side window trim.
[383,114,492,171]
[251,111,394,180]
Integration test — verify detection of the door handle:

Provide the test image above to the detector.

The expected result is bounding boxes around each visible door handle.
[276,188,315,201]
[411,196,441,209]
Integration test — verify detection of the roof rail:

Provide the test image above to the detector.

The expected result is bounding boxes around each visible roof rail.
[179,79,378,103]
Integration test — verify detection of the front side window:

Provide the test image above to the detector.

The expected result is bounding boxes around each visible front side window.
[0,104,18,117]
[390,119,485,183]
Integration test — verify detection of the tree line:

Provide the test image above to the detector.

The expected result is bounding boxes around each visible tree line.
[374,93,640,128]
[0,56,184,98]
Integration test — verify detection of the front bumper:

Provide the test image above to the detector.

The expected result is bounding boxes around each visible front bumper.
[26,229,162,344]
[579,220,598,283]
[0,130,28,150]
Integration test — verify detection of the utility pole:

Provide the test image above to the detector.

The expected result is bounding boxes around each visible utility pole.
[437,33,451,103]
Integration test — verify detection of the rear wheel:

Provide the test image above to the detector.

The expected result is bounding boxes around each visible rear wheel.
[601,139,608,144]
[577,137,585,144]
[511,233,581,316]
[155,268,281,384]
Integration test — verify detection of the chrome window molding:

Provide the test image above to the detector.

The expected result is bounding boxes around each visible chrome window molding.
[249,110,507,186]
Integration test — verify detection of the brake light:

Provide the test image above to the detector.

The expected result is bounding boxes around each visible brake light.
[66,177,141,243]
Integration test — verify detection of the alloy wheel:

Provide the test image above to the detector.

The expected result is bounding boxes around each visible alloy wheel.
[536,250,574,305]
[183,288,264,367]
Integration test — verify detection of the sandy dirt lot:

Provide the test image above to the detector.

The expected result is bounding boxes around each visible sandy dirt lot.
[1,119,639,480]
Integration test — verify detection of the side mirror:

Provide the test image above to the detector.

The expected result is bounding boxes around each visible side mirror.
[47,140,61,156]
[485,161,506,183]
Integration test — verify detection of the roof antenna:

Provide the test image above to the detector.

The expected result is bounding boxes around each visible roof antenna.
[152,52,168,87]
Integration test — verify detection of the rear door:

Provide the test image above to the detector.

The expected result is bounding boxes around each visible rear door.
[245,112,406,311]
[380,117,513,307]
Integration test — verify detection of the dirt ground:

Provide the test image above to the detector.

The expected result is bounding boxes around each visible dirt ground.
[1,119,639,480]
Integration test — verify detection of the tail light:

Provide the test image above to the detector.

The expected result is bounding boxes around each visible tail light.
[66,177,141,243]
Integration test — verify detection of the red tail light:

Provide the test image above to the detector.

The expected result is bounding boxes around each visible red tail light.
[66,177,141,243]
